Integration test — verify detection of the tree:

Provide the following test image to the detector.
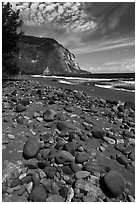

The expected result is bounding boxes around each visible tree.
[2,2,23,76]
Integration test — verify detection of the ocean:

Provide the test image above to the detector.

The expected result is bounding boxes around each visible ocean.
[31,73,135,93]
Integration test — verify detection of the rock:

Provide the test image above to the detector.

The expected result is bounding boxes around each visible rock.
[64,105,74,112]
[82,195,96,202]
[23,138,41,159]
[62,166,74,175]
[75,171,90,180]
[21,175,32,185]
[10,178,21,188]
[103,170,126,197]
[7,134,15,140]
[115,144,125,152]
[92,126,106,139]
[43,109,56,122]
[40,133,53,143]
[29,184,47,202]
[10,96,17,102]
[75,153,89,163]
[46,194,64,202]
[40,178,52,190]
[122,145,133,155]
[103,136,116,144]
[117,105,125,112]
[32,171,40,186]
[44,167,57,179]
[128,150,135,161]
[57,121,79,131]
[42,149,50,160]
[55,150,74,164]
[70,162,81,173]
[59,186,69,199]
[124,130,134,138]
[127,194,135,202]
[75,179,100,196]
[64,142,76,156]
[17,185,26,196]
[55,139,66,149]
[66,187,74,202]
[18,97,30,106]
[16,117,24,124]
[24,158,38,169]
[16,104,27,112]
[116,154,129,165]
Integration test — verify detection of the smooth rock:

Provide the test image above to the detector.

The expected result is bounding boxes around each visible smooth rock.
[46,194,64,202]
[103,170,126,198]
[55,150,74,164]
[16,104,27,112]
[64,142,76,156]
[75,153,89,163]
[29,184,47,202]
[103,136,116,144]
[59,186,69,199]
[18,97,30,106]
[43,109,56,122]
[62,166,74,175]
[92,126,106,139]
[82,195,96,202]
[70,162,81,173]
[75,171,90,179]
[23,138,41,159]
[116,154,129,165]
[44,167,57,179]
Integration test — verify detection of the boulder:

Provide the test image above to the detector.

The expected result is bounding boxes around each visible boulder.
[29,184,47,202]
[103,170,125,197]
[92,126,106,139]
[55,150,74,164]
[43,109,56,122]
[23,138,41,159]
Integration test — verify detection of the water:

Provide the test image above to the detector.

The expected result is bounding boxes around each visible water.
[31,74,135,93]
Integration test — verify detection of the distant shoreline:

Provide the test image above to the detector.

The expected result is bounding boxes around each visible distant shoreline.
[28,76,135,105]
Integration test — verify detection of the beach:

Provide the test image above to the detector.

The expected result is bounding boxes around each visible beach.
[2,77,135,202]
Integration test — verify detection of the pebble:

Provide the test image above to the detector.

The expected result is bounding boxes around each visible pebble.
[7,134,15,140]
[43,109,56,122]
[103,136,116,144]
[17,185,26,196]
[29,184,47,202]
[23,138,41,159]
[75,171,90,179]
[16,104,27,112]
[116,154,129,165]
[75,153,89,163]
[92,126,106,139]
[55,150,74,163]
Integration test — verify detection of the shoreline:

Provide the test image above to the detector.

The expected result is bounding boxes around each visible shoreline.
[28,76,135,105]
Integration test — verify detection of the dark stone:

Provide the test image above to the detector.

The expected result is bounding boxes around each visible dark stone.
[55,150,74,164]
[23,138,41,159]
[38,160,49,169]
[124,101,135,110]
[116,154,129,165]
[64,142,76,156]
[115,144,125,152]
[124,130,134,138]
[16,104,27,112]
[10,178,21,188]
[117,105,125,112]
[32,171,40,186]
[10,96,17,103]
[128,150,135,161]
[92,126,106,139]
[16,117,24,125]
[57,121,69,131]
[61,166,74,175]
[68,131,77,141]
[18,97,30,106]
[70,162,81,173]
[21,175,32,185]
[122,145,133,155]
[55,139,66,149]
[24,158,38,169]
[41,133,53,143]
[43,109,56,122]
[42,149,50,160]
[29,184,47,202]
[75,153,89,163]
[103,170,125,198]
[59,186,69,199]
[44,167,57,179]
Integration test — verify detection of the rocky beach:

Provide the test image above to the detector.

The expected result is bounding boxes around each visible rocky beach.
[2,77,135,202]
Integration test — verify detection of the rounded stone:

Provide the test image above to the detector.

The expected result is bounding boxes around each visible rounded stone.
[29,184,47,202]
[75,153,89,163]
[92,127,106,139]
[16,104,27,112]
[103,170,126,198]
[55,150,74,164]
[18,97,30,106]
[23,138,41,159]
[75,171,90,180]
[43,109,56,122]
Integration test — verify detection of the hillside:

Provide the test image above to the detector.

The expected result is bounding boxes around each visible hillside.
[17,35,89,76]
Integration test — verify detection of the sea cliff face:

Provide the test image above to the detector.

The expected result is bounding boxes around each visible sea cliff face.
[17,35,87,75]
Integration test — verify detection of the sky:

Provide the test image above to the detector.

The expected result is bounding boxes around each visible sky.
[10,1,135,73]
